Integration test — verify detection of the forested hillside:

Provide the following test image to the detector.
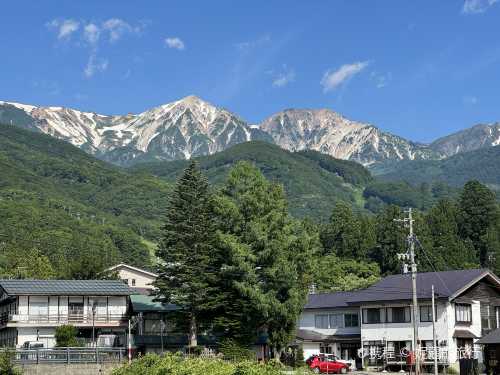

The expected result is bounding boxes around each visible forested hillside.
[0,124,170,278]
[375,145,500,191]
[130,141,457,218]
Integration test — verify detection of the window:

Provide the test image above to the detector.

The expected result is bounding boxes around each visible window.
[386,307,411,323]
[315,313,344,329]
[344,313,359,327]
[481,303,497,330]
[420,305,438,322]
[131,279,136,286]
[363,308,381,324]
[456,304,472,323]
[329,313,343,328]
[315,314,329,329]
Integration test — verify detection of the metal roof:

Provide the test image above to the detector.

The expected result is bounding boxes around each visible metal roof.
[130,294,178,312]
[305,269,498,308]
[347,269,494,304]
[477,329,500,344]
[305,291,358,309]
[0,279,132,296]
[453,330,479,339]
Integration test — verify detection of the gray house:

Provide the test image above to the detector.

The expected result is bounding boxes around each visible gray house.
[298,269,500,369]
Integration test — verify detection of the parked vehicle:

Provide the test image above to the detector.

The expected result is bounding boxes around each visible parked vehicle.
[96,334,121,347]
[306,354,350,374]
[22,341,44,349]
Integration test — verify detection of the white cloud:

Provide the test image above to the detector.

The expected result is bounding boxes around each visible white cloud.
[102,18,142,42]
[83,23,100,46]
[321,61,370,92]
[462,0,498,14]
[47,19,80,40]
[84,54,108,78]
[272,66,296,88]
[164,37,185,50]
[46,18,147,78]
[463,95,479,105]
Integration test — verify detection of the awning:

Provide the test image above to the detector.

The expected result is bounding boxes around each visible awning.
[296,329,326,342]
[326,334,361,343]
[295,330,360,343]
[453,329,479,339]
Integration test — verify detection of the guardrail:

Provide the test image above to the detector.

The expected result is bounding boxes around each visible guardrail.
[2,347,127,364]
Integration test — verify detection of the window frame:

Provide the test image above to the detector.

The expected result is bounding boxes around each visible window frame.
[315,314,330,329]
[420,305,438,322]
[455,303,472,323]
[344,313,359,327]
[386,306,411,323]
[363,308,382,324]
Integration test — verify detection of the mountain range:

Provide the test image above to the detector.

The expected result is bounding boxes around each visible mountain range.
[2,96,498,167]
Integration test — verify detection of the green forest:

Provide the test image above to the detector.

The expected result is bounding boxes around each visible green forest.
[0,124,169,278]
[1,123,499,289]
[152,160,500,354]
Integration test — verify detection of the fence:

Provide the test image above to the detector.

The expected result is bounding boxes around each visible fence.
[2,347,127,364]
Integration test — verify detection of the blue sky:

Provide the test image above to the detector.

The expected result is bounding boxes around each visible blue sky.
[1,0,499,142]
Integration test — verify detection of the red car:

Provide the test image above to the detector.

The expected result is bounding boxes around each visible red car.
[306,355,350,374]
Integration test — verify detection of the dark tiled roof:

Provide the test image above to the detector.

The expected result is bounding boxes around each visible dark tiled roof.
[305,269,496,309]
[0,280,132,296]
[305,291,358,309]
[477,329,500,344]
[130,294,179,312]
[347,269,492,304]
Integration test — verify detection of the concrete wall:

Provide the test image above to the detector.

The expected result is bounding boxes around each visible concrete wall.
[19,363,122,375]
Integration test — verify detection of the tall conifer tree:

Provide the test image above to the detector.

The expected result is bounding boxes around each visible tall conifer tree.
[154,161,219,347]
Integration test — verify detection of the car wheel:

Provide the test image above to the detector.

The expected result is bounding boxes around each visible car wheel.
[340,367,347,374]
[312,367,321,374]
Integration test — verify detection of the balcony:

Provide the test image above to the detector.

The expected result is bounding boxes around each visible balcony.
[1,313,127,326]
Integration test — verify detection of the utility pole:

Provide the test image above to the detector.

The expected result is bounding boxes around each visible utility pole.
[396,208,419,375]
[431,285,438,375]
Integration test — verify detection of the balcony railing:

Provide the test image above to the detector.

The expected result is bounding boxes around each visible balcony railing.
[1,313,127,325]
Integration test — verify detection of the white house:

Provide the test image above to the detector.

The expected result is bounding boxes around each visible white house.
[0,279,132,348]
[297,269,500,369]
[106,263,157,294]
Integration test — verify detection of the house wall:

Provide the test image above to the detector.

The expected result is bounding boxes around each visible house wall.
[299,308,361,336]
[302,342,321,359]
[115,268,155,289]
[360,301,449,344]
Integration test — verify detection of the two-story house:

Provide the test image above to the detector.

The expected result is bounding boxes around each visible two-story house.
[298,269,500,369]
[0,279,132,348]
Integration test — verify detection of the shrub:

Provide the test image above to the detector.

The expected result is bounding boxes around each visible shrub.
[111,353,282,375]
[218,339,255,361]
[55,324,81,347]
[0,350,21,375]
